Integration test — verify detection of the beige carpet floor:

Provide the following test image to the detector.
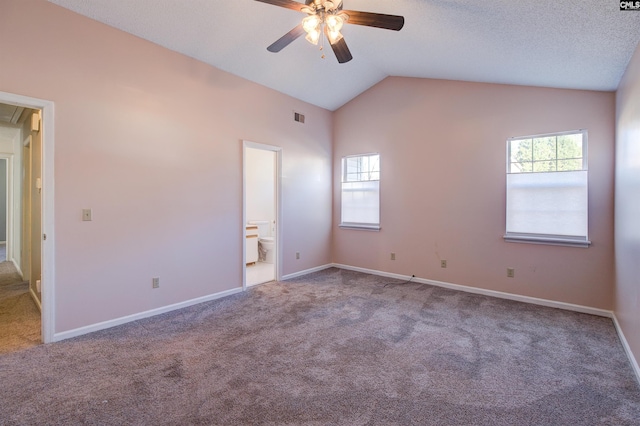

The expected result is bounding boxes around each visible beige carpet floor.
[0,261,41,354]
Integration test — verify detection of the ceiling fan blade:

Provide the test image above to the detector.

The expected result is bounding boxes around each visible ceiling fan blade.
[342,10,405,31]
[327,35,353,63]
[267,24,305,52]
[254,0,306,11]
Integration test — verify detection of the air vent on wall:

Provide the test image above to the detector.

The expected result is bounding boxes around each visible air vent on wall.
[294,112,305,123]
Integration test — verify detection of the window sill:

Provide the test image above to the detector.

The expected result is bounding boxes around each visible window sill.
[339,223,381,231]
[503,234,591,248]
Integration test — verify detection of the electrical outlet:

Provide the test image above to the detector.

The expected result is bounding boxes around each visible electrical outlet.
[391,253,396,261]
[441,260,447,268]
[152,277,160,288]
[507,268,515,278]
[296,252,300,260]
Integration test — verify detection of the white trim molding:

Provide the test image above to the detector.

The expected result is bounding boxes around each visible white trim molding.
[47,259,639,386]
[326,264,640,382]
[281,264,334,281]
[504,234,591,248]
[53,287,242,342]
[331,263,612,318]
[29,286,42,312]
[11,259,23,278]
[0,153,14,263]
[612,314,640,386]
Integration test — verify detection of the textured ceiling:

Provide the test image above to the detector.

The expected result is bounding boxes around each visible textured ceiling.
[47,0,640,111]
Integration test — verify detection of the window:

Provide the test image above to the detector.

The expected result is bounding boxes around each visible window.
[340,153,380,230]
[505,130,590,247]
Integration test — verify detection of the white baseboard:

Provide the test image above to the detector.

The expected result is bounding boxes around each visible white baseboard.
[29,286,42,312]
[281,264,334,281]
[52,287,243,342]
[11,258,23,279]
[331,263,612,318]
[329,263,640,381]
[47,262,638,386]
[612,314,640,386]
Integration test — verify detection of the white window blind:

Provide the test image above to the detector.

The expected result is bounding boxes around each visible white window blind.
[505,130,590,247]
[340,153,380,230]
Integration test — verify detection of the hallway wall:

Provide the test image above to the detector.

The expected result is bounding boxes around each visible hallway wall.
[0,159,6,242]
[0,123,24,272]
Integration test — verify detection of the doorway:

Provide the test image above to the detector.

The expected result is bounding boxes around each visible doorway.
[243,141,282,289]
[0,104,41,352]
[0,91,54,346]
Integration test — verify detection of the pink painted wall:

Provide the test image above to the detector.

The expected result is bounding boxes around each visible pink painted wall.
[0,0,332,333]
[615,42,640,370]
[333,77,615,309]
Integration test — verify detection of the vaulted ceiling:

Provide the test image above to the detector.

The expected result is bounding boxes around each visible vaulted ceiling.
[48,0,640,111]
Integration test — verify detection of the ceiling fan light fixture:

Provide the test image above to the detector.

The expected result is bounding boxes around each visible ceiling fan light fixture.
[257,0,403,64]
[305,28,321,45]
[302,15,321,33]
[327,29,343,45]
[302,14,322,45]
[325,14,343,32]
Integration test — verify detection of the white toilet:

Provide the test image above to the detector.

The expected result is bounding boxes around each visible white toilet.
[249,220,275,264]
[259,237,275,263]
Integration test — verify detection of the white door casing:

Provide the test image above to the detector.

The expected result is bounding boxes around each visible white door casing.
[0,91,55,344]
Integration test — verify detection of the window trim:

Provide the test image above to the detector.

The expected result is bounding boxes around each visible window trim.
[504,129,590,247]
[338,223,381,231]
[339,153,381,231]
[503,233,591,248]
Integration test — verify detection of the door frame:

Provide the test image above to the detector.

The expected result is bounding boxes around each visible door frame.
[0,155,13,262]
[242,140,282,290]
[0,91,55,344]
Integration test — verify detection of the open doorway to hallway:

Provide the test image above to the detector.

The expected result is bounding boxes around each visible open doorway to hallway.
[0,102,42,353]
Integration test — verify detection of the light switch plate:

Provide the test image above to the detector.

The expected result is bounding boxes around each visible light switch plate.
[82,209,92,221]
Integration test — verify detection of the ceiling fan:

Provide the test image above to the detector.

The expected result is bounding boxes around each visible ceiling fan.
[255,0,405,64]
